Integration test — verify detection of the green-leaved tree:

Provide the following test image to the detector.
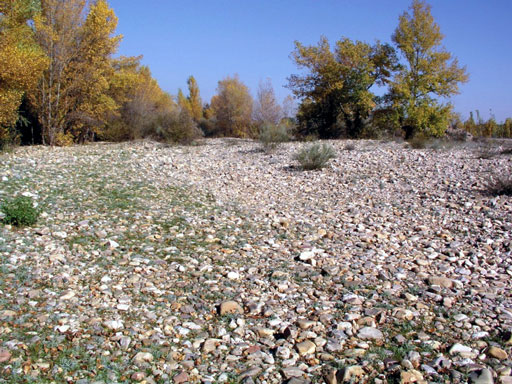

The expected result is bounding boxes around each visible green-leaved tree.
[391,0,468,138]
[288,37,398,138]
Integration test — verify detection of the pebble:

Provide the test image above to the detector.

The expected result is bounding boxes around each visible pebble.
[428,276,454,288]
[488,346,508,360]
[133,352,153,364]
[0,349,11,363]
[219,301,243,315]
[60,290,76,300]
[450,343,475,357]
[173,372,189,384]
[343,366,365,381]
[282,367,305,379]
[357,327,384,340]
[296,340,316,356]
[469,368,494,384]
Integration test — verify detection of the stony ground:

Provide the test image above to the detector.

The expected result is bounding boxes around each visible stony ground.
[0,138,511,384]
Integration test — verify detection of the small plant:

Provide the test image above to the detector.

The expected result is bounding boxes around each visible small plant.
[293,142,336,170]
[487,174,512,196]
[1,195,40,227]
[408,134,429,149]
[258,124,289,151]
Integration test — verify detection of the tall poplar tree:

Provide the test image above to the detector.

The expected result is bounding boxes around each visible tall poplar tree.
[32,0,120,145]
[186,76,202,122]
[391,0,468,138]
[0,0,47,147]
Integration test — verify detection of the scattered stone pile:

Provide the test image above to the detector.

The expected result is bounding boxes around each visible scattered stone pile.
[0,139,511,383]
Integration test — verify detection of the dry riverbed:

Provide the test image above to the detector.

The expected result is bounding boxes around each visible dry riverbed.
[0,139,511,384]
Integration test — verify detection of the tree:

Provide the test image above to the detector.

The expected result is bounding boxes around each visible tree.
[0,0,47,148]
[288,37,398,138]
[32,0,121,145]
[105,57,173,140]
[104,58,201,144]
[177,76,203,122]
[253,78,282,128]
[282,95,296,120]
[186,76,202,121]
[66,0,121,143]
[210,75,253,137]
[391,0,468,138]
[177,88,189,114]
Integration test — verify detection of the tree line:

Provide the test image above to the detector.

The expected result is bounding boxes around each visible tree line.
[0,0,510,150]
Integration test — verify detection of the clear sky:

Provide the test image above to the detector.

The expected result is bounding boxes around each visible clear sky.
[108,0,512,122]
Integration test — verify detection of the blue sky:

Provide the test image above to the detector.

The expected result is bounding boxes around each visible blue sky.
[108,0,512,122]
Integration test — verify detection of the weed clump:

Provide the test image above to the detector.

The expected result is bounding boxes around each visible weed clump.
[408,134,429,149]
[259,124,289,151]
[1,195,40,227]
[293,143,336,170]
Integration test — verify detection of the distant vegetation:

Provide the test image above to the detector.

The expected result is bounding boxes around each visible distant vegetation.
[0,0,510,151]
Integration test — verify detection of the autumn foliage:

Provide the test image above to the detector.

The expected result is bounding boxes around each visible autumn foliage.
[0,0,47,148]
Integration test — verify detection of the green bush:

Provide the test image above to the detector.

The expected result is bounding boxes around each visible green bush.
[1,196,40,227]
[259,124,289,151]
[293,143,336,170]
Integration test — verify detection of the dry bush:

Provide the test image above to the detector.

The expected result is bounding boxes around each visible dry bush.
[293,143,336,170]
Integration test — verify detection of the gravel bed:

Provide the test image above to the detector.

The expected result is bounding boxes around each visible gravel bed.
[0,139,511,384]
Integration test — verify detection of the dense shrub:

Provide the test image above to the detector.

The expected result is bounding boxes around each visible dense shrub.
[153,109,203,145]
[1,196,40,227]
[259,124,289,151]
[293,143,336,170]
[408,133,429,149]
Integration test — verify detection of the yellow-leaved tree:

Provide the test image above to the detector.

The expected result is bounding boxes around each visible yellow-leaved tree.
[186,76,203,122]
[32,0,120,145]
[177,76,203,122]
[0,0,47,148]
[210,75,253,137]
